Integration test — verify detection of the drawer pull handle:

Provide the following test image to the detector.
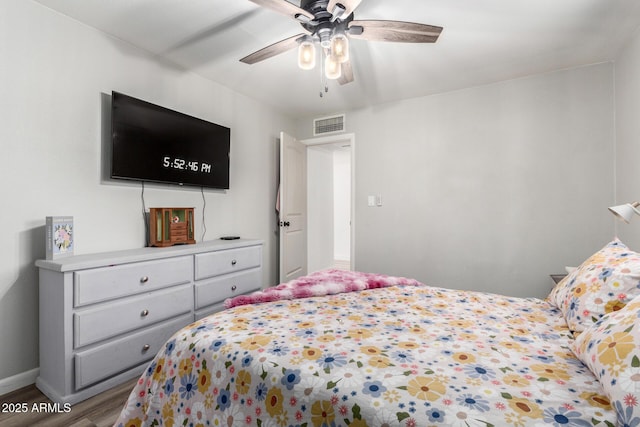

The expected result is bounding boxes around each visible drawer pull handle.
[231,285,237,291]
[141,309,149,317]
[142,344,150,352]
[140,276,149,284]
[231,259,237,266]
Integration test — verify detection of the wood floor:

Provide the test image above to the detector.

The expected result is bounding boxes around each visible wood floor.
[0,379,136,427]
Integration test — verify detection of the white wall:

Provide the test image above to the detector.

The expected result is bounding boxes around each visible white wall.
[307,147,334,272]
[0,0,294,384]
[614,28,640,248]
[333,149,351,261]
[297,63,616,298]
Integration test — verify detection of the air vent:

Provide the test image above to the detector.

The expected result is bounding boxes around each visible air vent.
[313,114,345,136]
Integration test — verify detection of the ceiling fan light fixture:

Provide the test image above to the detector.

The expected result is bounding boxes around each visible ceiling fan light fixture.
[241,0,443,90]
[298,39,316,70]
[325,54,341,80]
[330,32,349,63]
[329,3,346,22]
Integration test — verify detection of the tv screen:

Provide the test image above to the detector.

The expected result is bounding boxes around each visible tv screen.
[111,91,230,189]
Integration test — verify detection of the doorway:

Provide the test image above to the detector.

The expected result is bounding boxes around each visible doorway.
[303,133,355,273]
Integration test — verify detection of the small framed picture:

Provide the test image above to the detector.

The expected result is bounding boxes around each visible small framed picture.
[46,216,74,260]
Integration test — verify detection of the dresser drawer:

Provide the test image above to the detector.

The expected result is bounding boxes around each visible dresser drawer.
[74,313,192,389]
[195,245,261,280]
[74,285,192,348]
[195,267,261,309]
[74,256,192,307]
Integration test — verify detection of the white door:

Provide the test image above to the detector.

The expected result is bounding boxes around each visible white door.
[279,132,307,282]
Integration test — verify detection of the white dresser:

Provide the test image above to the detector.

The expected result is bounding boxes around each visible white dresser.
[35,239,263,405]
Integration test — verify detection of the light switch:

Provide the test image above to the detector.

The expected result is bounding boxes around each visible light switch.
[367,196,375,207]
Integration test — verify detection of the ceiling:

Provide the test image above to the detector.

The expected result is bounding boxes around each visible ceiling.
[34,0,640,119]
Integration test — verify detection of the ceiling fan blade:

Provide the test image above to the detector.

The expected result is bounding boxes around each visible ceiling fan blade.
[240,33,306,64]
[338,59,354,85]
[327,0,363,20]
[248,0,314,22]
[348,20,442,43]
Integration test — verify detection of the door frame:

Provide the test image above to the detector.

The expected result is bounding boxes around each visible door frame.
[301,132,356,270]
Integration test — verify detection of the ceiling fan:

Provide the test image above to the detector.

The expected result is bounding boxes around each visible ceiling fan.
[240,0,442,88]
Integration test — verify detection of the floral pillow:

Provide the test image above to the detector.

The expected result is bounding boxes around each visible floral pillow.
[547,239,640,333]
[571,296,640,426]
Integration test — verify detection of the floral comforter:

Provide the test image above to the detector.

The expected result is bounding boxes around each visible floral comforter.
[115,270,616,427]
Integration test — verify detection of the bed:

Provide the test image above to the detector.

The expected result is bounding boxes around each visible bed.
[114,239,640,427]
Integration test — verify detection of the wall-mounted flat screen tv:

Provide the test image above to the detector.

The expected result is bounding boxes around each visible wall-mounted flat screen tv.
[111,91,230,189]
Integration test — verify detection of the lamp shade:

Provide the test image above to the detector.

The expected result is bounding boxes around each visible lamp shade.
[325,54,341,79]
[330,33,349,63]
[608,202,640,223]
[298,40,316,70]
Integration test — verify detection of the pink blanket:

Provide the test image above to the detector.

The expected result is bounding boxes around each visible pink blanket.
[224,269,424,308]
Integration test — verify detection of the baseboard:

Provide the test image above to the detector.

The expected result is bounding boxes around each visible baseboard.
[37,364,142,405]
[0,368,39,396]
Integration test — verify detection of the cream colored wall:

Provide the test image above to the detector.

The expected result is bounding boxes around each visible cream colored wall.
[307,146,335,272]
[0,0,294,384]
[614,28,640,248]
[333,149,351,261]
[297,63,617,298]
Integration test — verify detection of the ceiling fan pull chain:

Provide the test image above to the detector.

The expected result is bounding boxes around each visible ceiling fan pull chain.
[319,50,325,97]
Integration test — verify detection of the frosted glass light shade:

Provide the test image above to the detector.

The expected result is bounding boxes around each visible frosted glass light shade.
[325,54,341,79]
[298,41,316,70]
[330,33,349,63]
[608,202,640,223]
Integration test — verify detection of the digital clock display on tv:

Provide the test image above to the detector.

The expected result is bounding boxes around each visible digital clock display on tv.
[162,157,212,174]
[111,92,230,189]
